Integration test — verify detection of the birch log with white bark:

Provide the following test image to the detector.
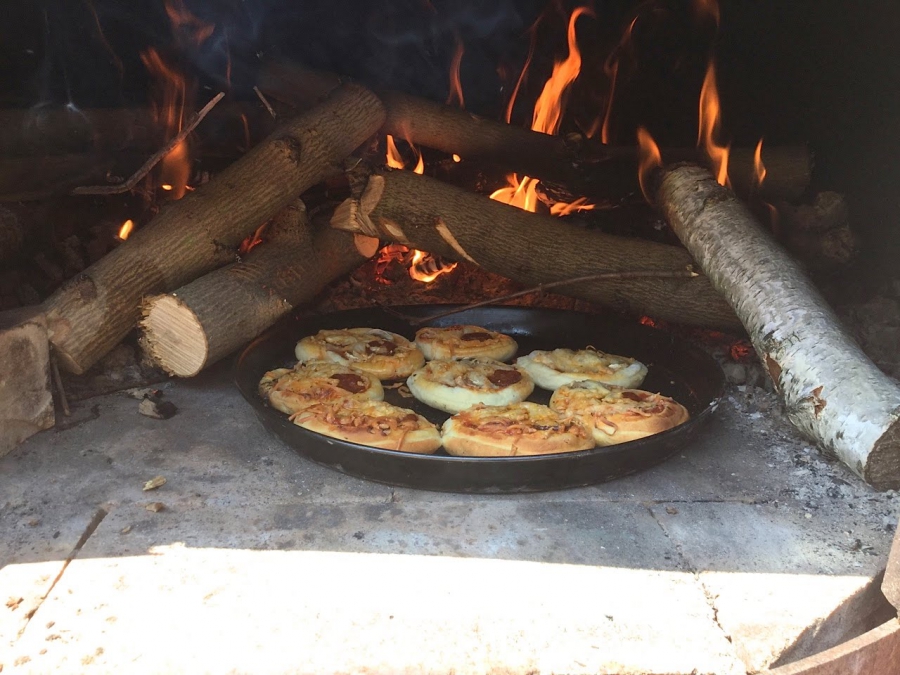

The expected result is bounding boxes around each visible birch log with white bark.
[655,163,900,489]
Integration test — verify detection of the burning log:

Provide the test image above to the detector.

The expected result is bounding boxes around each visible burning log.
[330,167,740,331]
[0,103,275,159]
[42,83,385,375]
[258,60,811,202]
[140,202,374,377]
[653,163,900,490]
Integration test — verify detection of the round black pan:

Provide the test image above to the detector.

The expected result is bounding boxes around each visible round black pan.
[235,305,724,493]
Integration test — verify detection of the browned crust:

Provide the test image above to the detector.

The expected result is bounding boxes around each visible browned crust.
[406,359,534,414]
[441,403,594,457]
[415,325,518,362]
[291,400,441,454]
[295,328,425,380]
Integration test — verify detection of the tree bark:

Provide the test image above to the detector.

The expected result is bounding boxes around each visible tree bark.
[654,163,900,490]
[330,167,740,331]
[140,202,374,376]
[42,83,386,375]
[258,59,811,201]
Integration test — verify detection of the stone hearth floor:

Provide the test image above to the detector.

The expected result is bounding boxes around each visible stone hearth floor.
[2,363,899,675]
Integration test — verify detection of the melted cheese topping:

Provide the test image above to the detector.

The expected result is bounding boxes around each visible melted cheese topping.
[292,399,432,436]
[259,360,382,414]
[453,402,588,438]
[414,325,516,360]
[417,358,525,391]
[551,381,686,437]
[530,348,643,377]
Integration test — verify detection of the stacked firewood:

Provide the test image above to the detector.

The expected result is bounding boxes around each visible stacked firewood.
[15,60,900,488]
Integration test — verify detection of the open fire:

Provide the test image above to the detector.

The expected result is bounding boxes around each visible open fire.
[4,0,899,491]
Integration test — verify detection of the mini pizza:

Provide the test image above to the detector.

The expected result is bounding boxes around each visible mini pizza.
[406,358,534,414]
[414,325,518,362]
[258,361,384,415]
[295,328,425,380]
[550,380,689,446]
[516,347,648,390]
[290,398,442,454]
[441,401,594,457]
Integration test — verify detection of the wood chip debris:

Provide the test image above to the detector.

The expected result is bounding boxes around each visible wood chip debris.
[145,502,166,513]
[120,525,132,535]
[142,476,166,491]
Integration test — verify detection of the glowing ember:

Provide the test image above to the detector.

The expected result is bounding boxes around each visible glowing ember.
[491,6,594,215]
[118,219,135,241]
[754,138,767,187]
[238,223,268,256]
[452,154,461,163]
[730,341,754,362]
[639,316,659,328]
[698,61,730,187]
[636,126,662,203]
[446,35,465,108]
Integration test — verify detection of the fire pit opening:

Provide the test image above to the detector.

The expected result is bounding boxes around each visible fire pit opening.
[2,0,900,487]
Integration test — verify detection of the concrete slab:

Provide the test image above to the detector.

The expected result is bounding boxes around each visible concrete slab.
[8,510,744,675]
[1,362,899,674]
[653,501,895,671]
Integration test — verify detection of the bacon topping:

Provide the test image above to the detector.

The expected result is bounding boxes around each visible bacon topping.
[460,331,494,342]
[330,373,368,394]
[488,369,523,387]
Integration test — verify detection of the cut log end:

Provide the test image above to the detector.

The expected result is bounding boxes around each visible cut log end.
[868,415,900,491]
[140,295,209,378]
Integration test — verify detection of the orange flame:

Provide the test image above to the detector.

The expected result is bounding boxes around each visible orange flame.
[637,126,662,203]
[386,134,425,174]
[386,134,405,169]
[692,0,721,26]
[549,198,595,217]
[754,138,767,187]
[373,244,456,284]
[117,219,134,241]
[446,35,465,108]
[601,15,639,145]
[409,249,458,283]
[164,0,215,47]
[491,6,594,215]
[698,61,730,187]
[238,223,267,256]
[141,48,191,199]
[532,6,591,136]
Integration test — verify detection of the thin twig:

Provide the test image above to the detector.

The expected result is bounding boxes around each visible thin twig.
[253,86,277,119]
[71,92,225,196]
[408,268,699,326]
[50,352,71,417]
